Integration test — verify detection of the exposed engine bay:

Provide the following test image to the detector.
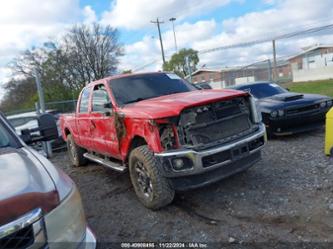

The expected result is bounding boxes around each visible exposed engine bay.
[159,97,259,151]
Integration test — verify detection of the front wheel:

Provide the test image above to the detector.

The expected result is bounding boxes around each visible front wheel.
[66,134,87,167]
[129,145,175,210]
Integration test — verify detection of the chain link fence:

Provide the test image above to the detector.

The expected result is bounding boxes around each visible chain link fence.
[4,99,77,117]
[191,59,293,90]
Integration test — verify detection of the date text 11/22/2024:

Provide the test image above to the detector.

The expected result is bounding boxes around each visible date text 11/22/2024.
[120,242,208,248]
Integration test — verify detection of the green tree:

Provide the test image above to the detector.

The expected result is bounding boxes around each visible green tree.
[2,23,124,111]
[0,77,37,112]
[163,48,199,77]
[122,69,132,74]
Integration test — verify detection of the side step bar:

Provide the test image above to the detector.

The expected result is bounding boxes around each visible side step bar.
[83,153,127,173]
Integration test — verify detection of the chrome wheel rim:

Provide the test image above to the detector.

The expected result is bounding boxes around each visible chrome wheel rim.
[134,161,153,199]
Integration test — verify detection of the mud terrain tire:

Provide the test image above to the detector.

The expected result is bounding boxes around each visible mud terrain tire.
[129,145,175,210]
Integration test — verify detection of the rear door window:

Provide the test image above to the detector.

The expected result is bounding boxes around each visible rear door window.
[79,87,91,113]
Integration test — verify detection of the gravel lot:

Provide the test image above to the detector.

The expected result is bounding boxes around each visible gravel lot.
[51,128,333,246]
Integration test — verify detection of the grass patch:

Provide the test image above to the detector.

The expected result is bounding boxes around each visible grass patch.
[283,79,333,97]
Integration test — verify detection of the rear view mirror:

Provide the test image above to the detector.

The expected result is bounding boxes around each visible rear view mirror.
[20,113,58,144]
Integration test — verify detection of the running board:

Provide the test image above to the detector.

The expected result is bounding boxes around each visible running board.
[83,153,127,173]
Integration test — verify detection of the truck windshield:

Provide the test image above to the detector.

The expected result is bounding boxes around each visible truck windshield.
[0,116,20,148]
[109,73,197,106]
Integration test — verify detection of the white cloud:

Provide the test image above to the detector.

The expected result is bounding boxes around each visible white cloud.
[83,5,97,24]
[123,0,333,72]
[262,0,276,5]
[0,0,82,59]
[0,0,96,101]
[2,0,333,102]
[101,0,232,29]
[119,20,217,71]
[0,0,81,25]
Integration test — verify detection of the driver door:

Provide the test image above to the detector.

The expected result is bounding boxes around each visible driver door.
[90,84,120,159]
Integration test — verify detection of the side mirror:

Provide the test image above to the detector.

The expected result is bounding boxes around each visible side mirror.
[38,113,58,141]
[20,129,32,144]
[103,102,113,117]
[20,113,58,144]
[104,102,113,109]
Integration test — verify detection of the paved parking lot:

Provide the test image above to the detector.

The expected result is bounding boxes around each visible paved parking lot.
[51,128,333,245]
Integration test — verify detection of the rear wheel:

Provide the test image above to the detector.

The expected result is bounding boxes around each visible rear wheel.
[129,145,175,210]
[67,134,87,167]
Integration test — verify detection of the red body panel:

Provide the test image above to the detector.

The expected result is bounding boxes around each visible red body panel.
[120,89,247,119]
[60,73,248,162]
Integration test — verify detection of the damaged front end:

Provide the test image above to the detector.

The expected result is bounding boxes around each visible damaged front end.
[156,95,262,151]
[153,95,266,189]
[178,96,261,150]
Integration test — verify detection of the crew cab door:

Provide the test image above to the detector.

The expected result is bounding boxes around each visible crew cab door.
[76,86,93,149]
[90,84,120,158]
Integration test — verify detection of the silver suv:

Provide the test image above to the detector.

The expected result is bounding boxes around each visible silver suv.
[0,113,96,249]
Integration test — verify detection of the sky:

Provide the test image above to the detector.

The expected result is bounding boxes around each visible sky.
[0,0,333,99]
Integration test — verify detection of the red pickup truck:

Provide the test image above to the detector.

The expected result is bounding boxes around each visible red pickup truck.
[60,72,266,209]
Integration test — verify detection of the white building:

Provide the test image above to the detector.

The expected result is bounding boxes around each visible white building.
[288,44,333,82]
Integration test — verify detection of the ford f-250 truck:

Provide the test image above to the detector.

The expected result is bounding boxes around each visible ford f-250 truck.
[60,72,266,209]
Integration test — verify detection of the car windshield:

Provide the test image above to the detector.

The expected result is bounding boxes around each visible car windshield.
[0,117,19,148]
[238,83,288,99]
[8,116,37,128]
[109,73,197,106]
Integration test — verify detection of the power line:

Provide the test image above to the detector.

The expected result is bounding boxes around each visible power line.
[132,59,160,72]
[199,23,333,54]
[132,22,333,72]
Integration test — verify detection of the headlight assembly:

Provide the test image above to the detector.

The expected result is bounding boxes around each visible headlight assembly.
[278,110,285,117]
[320,101,327,108]
[30,149,87,245]
[159,125,177,150]
[249,96,262,123]
[327,100,332,107]
[44,184,87,245]
[270,111,278,118]
[270,110,284,118]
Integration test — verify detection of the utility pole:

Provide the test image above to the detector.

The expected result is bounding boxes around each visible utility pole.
[151,18,166,64]
[272,40,278,81]
[186,56,192,83]
[169,17,178,52]
[34,69,52,158]
[34,69,45,113]
[267,59,273,81]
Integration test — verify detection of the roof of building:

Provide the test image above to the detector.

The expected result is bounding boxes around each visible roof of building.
[184,69,222,79]
[288,44,333,60]
[188,69,221,76]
